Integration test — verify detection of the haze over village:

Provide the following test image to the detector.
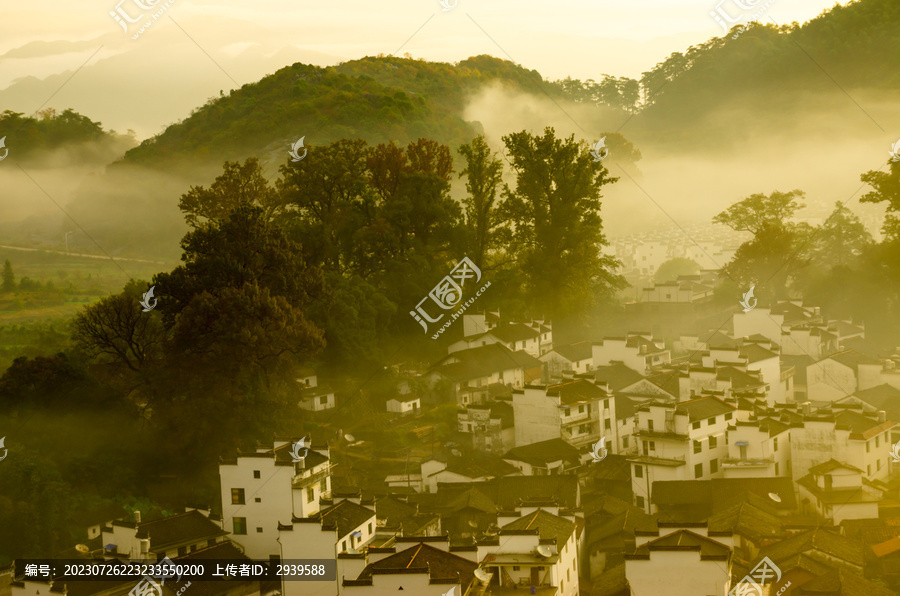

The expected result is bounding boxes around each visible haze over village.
[2,0,900,595]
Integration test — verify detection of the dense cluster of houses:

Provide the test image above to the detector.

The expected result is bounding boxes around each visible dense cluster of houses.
[9,292,900,596]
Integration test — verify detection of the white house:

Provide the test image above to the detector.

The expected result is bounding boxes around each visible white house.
[540,341,594,380]
[98,509,228,559]
[723,417,791,479]
[478,506,580,596]
[511,379,615,448]
[628,396,735,513]
[428,343,543,406]
[449,321,551,358]
[624,523,732,595]
[806,349,884,401]
[385,394,420,415]
[593,333,670,374]
[219,437,331,559]
[797,459,883,524]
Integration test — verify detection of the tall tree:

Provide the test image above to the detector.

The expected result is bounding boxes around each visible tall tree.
[500,127,623,321]
[458,136,506,269]
[178,158,281,228]
[861,159,900,239]
[713,189,805,234]
[1,259,13,293]
[810,202,872,269]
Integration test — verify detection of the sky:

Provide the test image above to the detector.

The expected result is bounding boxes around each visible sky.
[0,0,847,138]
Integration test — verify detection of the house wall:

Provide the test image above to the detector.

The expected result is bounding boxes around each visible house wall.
[748,356,783,404]
[807,360,856,401]
[513,388,562,447]
[219,457,296,560]
[279,523,339,596]
[625,552,730,595]
[733,308,784,345]
[300,392,335,412]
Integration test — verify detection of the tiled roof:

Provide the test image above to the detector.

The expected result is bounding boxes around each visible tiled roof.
[487,323,540,343]
[424,475,580,511]
[593,362,646,391]
[708,500,783,544]
[632,529,731,559]
[675,395,735,421]
[780,354,814,385]
[431,343,542,381]
[645,370,681,398]
[834,410,895,439]
[502,509,575,547]
[503,438,581,467]
[715,366,765,389]
[800,567,897,596]
[551,341,593,363]
[826,349,881,369]
[760,527,866,568]
[316,500,376,538]
[442,455,520,479]
[808,459,864,475]
[546,379,609,405]
[739,344,778,363]
[139,510,228,551]
[652,477,796,512]
[357,542,477,587]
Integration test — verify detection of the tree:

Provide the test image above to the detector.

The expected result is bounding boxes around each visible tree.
[500,127,624,321]
[654,258,701,283]
[70,280,167,375]
[178,158,281,228]
[458,136,506,269]
[1,260,13,293]
[713,190,805,234]
[277,139,373,274]
[809,202,872,269]
[861,159,900,238]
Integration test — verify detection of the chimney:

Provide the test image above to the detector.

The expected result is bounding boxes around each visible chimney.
[134,510,142,524]
[801,402,812,417]
[878,410,886,423]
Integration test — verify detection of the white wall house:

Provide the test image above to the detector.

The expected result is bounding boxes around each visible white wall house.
[219,438,331,559]
[723,418,791,479]
[807,350,884,401]
[797,460,882,524]
[628,397,735,513]
[511,380,615,449]
[625,524,732,595]
[593,333,671,375]
[478,506,580,596]
[540,341,594,380]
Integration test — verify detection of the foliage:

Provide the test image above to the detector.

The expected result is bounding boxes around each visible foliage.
[499,127,625,322]
[654,258,701,283]
[0,108,112,157]
[2,260,13,293]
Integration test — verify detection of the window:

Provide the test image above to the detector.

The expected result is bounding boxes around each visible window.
[634,465,644,478]
[710,459,718,474]
[773,438,778,452]
[868,464,872,475]
[564,407,571,417]
[877,459,882,471]
[255,497,261,503]
[320,480,327,492]
[307,487,315,503]
[567,570,570,582]
[709,436,717,449]
[692,421,701,429]
[256,527,263,533]
[513,566,520,571]
[642,440,648,453]
[867,441,871,453]
[341,541,346,552]
[636,495,645,508]
[694,463,703,478]
[253,470,261,479]
[605,419,611,430]
[725,413,733,420]
[708,416,716,426]
[649,441,656,451]
[208,539,217,547]
[319,395,328,405]
[231,488,245,505]
[648,420,654,432]
[876,436,881,448]
[579,405,585,414]
[623,437,629,449]
[178,546,187,556]
[368,523,373,534]
[233,517,247,535]
[694,440,702,454]
[604,399,610,409]
[775,463,779,475]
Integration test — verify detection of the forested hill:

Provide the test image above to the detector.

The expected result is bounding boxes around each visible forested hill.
[118,56,570,173]
[625,0,900,149]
